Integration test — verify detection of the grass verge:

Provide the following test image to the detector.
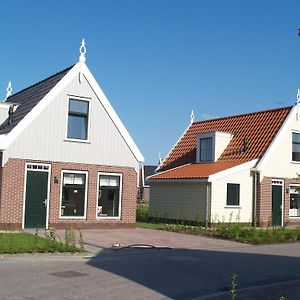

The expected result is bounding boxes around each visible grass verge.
[136,221,300,245]
[0,232,81,254]
[136,203,300,245]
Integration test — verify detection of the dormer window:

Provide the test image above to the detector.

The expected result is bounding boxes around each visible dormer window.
[199,137,213,162]
[67,98,89,141]
[196,131,233,163]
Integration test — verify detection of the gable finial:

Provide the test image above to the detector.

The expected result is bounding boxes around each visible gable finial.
[158,152,163,165]
[6,81,12,99]
[297,89,300,104]
[79,38,86,63]
[190,110,194,124]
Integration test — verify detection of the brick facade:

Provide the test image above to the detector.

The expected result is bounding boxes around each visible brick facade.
[258,176,300,227]
[0,158,137,230]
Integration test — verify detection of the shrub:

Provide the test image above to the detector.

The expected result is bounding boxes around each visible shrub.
[136,203,149,222]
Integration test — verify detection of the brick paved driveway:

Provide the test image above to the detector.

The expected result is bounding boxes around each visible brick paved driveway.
[1,227,299,299]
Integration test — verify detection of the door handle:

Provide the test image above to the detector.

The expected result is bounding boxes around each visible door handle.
[43,199,47,207]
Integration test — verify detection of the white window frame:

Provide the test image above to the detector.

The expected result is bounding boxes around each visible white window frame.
[289,184,300,218]
[22,163,52,229]
[96,172,123,220]
[291,130,300,164]
[196,133,215,163]
[225,183,241,207]
[64,95,91,143]
[59,170,88,220]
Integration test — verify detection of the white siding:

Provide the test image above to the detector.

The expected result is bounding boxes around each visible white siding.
[210,168,253,223]
[214,132,233,161]
[3,74,139,169]
[260,108,300,179]
[149,182,208,222]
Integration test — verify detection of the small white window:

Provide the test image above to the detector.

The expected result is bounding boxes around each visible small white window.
[289,186,300,217]
[97,173,122,219]
[227,183,240,206]
[199,137,213,162]
[60,171,88,219]
[292,132,300,162]
[67,98,89,140]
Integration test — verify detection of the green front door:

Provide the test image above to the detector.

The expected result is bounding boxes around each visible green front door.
[272,185,282,226]
[24,171,48,228]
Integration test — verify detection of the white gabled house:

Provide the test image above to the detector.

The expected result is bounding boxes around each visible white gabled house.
[0,40,144,230]
[148,101,300,227]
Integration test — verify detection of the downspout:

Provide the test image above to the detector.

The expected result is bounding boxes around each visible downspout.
[205,183,210,228]
[251,168,260,227]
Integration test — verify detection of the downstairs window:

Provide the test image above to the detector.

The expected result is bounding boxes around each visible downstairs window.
[97,174,122,218]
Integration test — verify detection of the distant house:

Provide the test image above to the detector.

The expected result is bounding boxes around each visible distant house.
[138,165,157,202]
[0,40,144,230]
[148,104,300,227]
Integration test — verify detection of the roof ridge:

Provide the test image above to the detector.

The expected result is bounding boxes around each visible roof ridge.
[193,105,293,125]
[5,65,74,101]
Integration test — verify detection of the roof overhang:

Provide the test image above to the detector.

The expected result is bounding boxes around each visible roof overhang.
[208,159,258,182]
[147,159,258,183]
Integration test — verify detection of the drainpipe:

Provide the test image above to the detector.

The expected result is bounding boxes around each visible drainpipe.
[251,168,260,227]
[205,183,210,228]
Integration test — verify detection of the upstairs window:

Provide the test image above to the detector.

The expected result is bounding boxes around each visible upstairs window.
[226,183,240,206]
[292,132,300,162]
[67,99,89,140]
[199,137,213,162]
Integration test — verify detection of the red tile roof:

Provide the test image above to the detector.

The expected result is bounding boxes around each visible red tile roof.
[152,106,292,180]
[151,159,249,180]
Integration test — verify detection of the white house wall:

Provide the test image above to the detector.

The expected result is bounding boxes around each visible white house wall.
[260,108,300,179]
[149,182,207,222]
[3,74,139,170]
[210,168,253,223]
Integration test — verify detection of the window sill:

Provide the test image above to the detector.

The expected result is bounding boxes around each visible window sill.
[64,138,90,144]
[96,216,121,220]
[59,216,87,220]
[289,216,300,218]
[224,206,241,209]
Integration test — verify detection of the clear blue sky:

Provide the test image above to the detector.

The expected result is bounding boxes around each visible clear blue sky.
[1,0,300,165]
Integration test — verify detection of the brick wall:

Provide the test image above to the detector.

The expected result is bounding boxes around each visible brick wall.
[0,158,137,229]
[258,176,300,227]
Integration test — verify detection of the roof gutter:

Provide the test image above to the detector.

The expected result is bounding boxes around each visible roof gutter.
[147,178,209,183]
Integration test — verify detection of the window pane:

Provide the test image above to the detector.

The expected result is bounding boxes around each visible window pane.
[289,186,300,217]
[200,138,212,162]
[69,99,89,114]
[227,183,240,206]
[292,133,300,161]
[67,115,88,140]
[61,173,86,217]
[98,175,121,217]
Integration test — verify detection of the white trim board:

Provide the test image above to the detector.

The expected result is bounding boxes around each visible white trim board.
[256,105,295,170]
[0,61,144,164]
[156,121,192,172]
[208,159,258,182]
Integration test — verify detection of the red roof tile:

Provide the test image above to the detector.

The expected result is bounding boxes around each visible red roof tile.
[154,106,292,180]
[151,159,249,180]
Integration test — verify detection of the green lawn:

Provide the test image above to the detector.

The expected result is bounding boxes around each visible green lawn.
[0,232,81,254]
